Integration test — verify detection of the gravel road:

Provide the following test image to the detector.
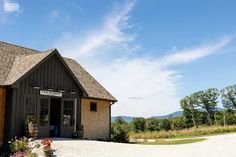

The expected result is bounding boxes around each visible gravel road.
[52,133,236,157]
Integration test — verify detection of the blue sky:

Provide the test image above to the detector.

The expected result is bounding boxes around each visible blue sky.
[1,0,236,117]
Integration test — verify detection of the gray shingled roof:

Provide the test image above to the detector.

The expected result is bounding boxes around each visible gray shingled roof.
[0,41,117,102]
[64,58,117,101]
[4,52,52,85]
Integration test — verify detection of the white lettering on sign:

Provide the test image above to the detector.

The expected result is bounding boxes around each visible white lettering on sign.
[40,90,63,97]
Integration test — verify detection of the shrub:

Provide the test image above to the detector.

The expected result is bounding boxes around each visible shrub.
[7,137,31,157]
[145,118,160,131]
[131,117,146,132]
[111,117,130,143]
[170,116,188,130]
[159,119,171,131]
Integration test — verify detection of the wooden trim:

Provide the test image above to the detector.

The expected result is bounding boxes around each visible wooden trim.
[82,97,117,103]
[0,88,6,145]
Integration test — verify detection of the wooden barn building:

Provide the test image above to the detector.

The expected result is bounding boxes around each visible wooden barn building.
[0,41,117,145]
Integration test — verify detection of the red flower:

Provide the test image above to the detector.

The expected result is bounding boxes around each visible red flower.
[41,138,52,148]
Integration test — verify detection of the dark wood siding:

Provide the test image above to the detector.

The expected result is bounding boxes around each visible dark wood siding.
[6,54,82,140]
[0,88,6,145]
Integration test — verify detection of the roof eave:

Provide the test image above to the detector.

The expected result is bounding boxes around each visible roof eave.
[82,96,118,104]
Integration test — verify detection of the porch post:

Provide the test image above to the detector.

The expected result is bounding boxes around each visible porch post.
[74,98,77,132]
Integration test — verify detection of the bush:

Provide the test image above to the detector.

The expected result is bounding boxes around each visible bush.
[145,118,160,131]
[131,117,146,132]
[170,116,188,130]
[111,117,130,143]
[159,119,171,131]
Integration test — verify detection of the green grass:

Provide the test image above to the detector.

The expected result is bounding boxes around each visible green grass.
[129,125,236,139]
[134,138,206,145]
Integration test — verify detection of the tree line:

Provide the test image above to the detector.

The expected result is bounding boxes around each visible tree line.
[111,85,236,142]
[181,85,236,127]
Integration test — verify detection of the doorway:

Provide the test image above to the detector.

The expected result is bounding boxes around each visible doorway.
[50,98,61,137]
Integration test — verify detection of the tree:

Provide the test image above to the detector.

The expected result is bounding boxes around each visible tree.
[192,88,219,126]
[131,117,146,133]
[221,85,236,126]
[180,96,199,128]
[221,85,236,110]
[145,118,160,131]
[170,116,188,130]
[159,119,171,131]
[225,110,236,125]
[111,117,130,143]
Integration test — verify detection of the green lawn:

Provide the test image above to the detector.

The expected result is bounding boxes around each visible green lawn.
[134,138,206,145]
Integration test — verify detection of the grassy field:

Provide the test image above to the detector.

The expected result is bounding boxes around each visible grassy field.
[134,138,206,145]
[129,125,236,139]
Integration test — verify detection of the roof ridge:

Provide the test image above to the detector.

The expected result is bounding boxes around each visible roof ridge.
[42,48,56,53]
[0,41,40,52]
[20,50,54,56]
[3,56,17,84]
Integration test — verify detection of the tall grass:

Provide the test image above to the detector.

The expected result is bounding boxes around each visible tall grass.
[129,125,236,139]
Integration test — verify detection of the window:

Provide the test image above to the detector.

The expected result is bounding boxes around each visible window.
[90,102,97,112]
[63,100,74,126]
[39,99,49,126]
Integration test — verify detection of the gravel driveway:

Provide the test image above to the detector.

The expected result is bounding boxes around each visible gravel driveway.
[52,133,236,157]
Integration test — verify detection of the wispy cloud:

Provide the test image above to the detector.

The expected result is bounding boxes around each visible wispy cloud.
[55,0,136,58]
[65,1,84,13]
[158,37,232,68]
[55,0,233,117]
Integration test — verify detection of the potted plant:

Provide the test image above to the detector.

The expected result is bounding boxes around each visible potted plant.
[78,125,84,139]
[72,131,78,139]
[41,139,53,157]
[25,115,38,138]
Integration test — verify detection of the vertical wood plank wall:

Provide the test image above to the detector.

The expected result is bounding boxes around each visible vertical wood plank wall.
[7,54,82,140]
[0,88,6,145]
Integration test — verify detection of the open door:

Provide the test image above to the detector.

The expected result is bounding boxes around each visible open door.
[38,97,50,138]
[60,99,75,137]
[50,98,61,137]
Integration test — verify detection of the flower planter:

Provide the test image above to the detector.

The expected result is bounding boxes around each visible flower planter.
[25,115,38,138]
[26,122,38,138]
[44,150,53,157]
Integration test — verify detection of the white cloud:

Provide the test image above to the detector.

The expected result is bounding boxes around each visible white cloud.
[0,0,21,23]
[93,58,181,117]
[158,37,232,68]
[55,0,233,117]
[3,0,20,12]
[55,0,136,58]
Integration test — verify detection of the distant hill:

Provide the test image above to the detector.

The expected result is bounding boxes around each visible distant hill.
[111,111,183,122]
[152,111,183,119]
[112,108,224,122]
[111,116,134,123]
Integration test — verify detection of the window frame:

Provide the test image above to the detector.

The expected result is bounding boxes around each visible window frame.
[39,98,50,126]
[62,99,74,126]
